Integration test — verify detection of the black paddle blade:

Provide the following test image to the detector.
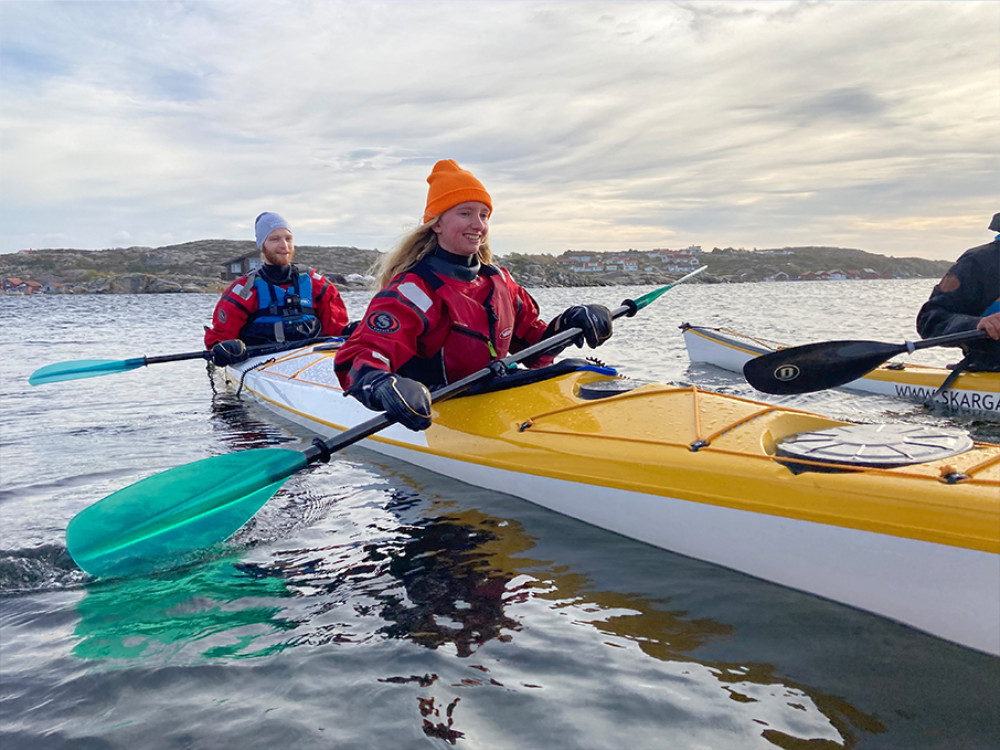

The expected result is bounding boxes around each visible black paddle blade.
[743,339,906,394]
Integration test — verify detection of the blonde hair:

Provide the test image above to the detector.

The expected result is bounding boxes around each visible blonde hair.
[373,218,493,289]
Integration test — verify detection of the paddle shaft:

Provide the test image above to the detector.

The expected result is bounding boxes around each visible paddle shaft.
[302,268,706,463]
[143,351,212,366]
[146,337,334,365]
[301,296,651,463]
[896,328,988,354]
[29,336,334,385]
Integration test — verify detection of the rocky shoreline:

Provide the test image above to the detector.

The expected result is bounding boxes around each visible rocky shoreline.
[31,270,372,296]
[1,240,951,295]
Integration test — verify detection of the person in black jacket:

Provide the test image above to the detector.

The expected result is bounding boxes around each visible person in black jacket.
[916,213,1000,371]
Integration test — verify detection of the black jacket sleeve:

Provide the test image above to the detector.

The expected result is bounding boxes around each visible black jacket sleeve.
[916,241,1000,369]
[917,242,999,337]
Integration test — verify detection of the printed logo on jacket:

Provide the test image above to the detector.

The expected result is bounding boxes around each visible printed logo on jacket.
[366,311,401,334]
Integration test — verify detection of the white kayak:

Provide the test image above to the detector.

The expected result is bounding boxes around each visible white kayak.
[681,323,1000,416]
[224,342,1000,656]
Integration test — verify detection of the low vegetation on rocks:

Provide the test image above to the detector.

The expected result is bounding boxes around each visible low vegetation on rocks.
[0,241,951,294]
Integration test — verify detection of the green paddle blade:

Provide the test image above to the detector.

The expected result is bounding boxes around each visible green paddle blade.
[29,357,148,385]
[66,448,309,579]
[632,265,707,311]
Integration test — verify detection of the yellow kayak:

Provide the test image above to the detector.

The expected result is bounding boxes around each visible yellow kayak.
[226,342,1000,656]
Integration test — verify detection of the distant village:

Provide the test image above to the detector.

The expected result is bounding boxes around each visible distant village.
[553,246,888,282]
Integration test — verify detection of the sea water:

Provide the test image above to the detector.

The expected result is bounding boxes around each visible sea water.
[1,280,998,750]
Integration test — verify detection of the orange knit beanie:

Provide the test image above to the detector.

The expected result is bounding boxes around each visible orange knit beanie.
[423,160,493,223]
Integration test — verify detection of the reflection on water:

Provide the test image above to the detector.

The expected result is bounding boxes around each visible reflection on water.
[73,554,297,662]
[578,592,886,748]
[365,509,524,656]
[209,385,300,451]
[71,464,884,747]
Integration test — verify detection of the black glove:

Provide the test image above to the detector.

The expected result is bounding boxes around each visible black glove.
[340,320,359,338]
[351,370,433,431]
[546,304,613,348]
[211,339,247,366]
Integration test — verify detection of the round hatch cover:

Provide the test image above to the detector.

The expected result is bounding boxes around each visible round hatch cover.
[777,423,973,468]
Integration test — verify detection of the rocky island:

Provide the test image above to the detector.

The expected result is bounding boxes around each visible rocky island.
[0,241,952,295]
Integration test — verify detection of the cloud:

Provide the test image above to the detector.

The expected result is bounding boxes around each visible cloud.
[1,0,997,259]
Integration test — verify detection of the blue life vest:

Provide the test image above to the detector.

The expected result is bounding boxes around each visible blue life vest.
[984,299,1000,316]
[240,268,322,345]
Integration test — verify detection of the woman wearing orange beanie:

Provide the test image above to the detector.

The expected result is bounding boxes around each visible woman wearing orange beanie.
[334,159,613,431]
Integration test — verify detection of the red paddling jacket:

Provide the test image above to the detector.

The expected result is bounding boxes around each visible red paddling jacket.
[205,263,349,348]
[335,250,551,390]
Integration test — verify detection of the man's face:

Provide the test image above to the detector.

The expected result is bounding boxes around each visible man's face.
[262,228,294,266]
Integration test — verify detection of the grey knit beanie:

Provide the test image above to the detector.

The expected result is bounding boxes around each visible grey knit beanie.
[255,212,291,249]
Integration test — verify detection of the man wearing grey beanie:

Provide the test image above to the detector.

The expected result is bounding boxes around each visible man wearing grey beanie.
[204,212,350,364]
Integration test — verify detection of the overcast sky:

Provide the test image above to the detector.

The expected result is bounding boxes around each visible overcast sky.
[1,1,997,261]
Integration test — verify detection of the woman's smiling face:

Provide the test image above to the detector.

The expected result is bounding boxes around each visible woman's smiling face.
[432,201,490,256]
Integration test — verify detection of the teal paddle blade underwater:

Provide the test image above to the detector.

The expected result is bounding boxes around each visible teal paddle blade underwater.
[66,448,309,579]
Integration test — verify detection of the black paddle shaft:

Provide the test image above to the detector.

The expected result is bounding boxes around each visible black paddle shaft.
[302,299,641,463]
[143,337,334,366]
[743,328,988,395]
